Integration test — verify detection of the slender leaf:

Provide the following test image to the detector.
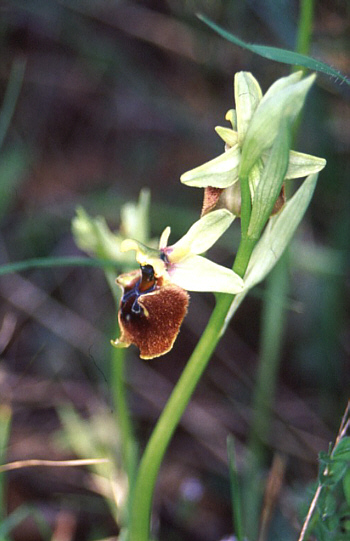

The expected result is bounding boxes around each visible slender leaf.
[0,58,26,150]
[0,148,29,220]
[0,506,31,538]
[0,256,117,276]
[198,14,350,87]
[227,436,244,541]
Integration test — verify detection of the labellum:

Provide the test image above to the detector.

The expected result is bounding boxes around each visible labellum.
[113,264,189,359]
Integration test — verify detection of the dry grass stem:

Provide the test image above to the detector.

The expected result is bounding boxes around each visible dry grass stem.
[0,457,109,473]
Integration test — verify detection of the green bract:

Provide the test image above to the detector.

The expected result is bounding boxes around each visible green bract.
[247,118,290,239]
[223,172,320,329]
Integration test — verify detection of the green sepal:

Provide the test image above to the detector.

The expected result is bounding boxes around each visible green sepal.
[239,72,315,178]
[169,253,244,294]
[285,150,326,179]
[180,145,241,188]
[235,71,262,142]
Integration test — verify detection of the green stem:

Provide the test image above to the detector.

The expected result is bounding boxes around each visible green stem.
[243,255,289,540]
[234,236,257,278]
[242,3,316,537]
[239,172,252,239]
[111,344,138,522]
[0,405,12,528]
[105,262,138,524]
[0,58,26,151]
[250,256,289,451]
[295,0,315,58]
[232,165,255,278]
[128,243,255,541]
[128,294,231,541]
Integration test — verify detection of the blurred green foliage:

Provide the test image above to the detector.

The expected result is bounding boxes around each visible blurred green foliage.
[0,1,348,540]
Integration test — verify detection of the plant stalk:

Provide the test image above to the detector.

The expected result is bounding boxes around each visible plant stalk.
[295,0,315,59]
[111,344,138,520]
[243,254,289,540]
[128,242,255,541]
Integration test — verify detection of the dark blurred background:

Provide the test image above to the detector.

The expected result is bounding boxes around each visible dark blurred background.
[0,1,349,540]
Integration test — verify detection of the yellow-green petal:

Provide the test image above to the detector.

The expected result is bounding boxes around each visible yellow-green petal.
[120,239,166,277]
[261,71,303,101]
[215,126,239,147]
[225,109,237,129]
[159,226,171,249]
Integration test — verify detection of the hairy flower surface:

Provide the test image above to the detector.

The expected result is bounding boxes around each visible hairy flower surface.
[112,209,244,358]
[181,71,326,216]
[114,267,189,359]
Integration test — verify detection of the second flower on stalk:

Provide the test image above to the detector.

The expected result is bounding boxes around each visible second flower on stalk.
[112,209,244,359]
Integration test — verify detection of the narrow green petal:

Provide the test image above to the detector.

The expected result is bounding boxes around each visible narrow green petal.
[120,239,166,277]
[170,209,234,260]
[234,71,262,141]
[240,73,316,177]
[180,145,241,188]
[169,254,244,293]
[225,109,237,130]
[120,239,159,260]
[244,172,319,290]
[285,150,326,179]
[215,126,239,147]
[159,226,171,249]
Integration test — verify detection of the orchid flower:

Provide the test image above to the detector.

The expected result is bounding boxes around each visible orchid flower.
[112,209,244,359]
[181,71,326,216]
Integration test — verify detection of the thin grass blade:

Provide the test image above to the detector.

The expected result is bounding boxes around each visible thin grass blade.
[198,14,350,87]
[227,435,244,541]
[0,256,117,276]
